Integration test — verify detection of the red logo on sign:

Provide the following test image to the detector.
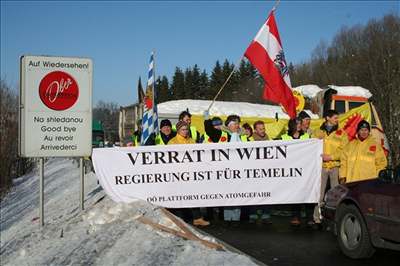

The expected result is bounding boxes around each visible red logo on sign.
[39,71,79,110]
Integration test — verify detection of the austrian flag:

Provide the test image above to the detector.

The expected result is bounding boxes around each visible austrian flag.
[245,11,296,118]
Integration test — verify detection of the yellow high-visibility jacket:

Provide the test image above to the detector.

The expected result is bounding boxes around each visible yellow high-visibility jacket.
[281,133,310,140]
[313,127,348,169]
[168,134,196,145]
[340,135,387,183]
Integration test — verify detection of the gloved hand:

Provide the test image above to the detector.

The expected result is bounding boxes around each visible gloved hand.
[203,110,210,120]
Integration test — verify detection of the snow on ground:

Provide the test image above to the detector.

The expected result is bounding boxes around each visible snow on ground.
[158,99,318,119]
[293,85,322,98]
[328,85,372,98]
[0,158,258,266]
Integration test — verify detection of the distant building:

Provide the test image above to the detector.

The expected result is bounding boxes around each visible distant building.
[119,102,143,145]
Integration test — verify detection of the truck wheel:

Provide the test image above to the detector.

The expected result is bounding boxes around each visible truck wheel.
[336,204,375,259]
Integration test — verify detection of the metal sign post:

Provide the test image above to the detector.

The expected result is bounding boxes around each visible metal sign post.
[39,158,44,227]
[80,157,85,210]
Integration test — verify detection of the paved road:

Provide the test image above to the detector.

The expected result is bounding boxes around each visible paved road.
[202,216,400,266]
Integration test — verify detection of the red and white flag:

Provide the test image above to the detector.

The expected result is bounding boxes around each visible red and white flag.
[245,11,297,118]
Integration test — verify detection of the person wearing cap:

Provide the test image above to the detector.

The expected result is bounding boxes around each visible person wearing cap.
[340,120,387,184]
[312,109,348,226]
[203,115,228,143]
[252,120,269,141]
[202,113,228,222]
[296,111,316,225]
[144,119,176,145]
[167,120,210,227]
[132,119,143,146]
[280,118,310,226]
[298,111,313,136]
[176,111,202,143]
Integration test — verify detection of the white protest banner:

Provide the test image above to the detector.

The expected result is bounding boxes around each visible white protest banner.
[92,139,323,208]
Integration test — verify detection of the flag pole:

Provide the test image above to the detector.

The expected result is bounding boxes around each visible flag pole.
[272,0,281,12]
[152,50,156,108]
[206,56,244,113]
[152,50,159,134]
[206,0,281,113]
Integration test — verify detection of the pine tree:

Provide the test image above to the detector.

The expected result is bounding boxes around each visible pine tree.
[170,67,185,100]
[155,76,170,103]
[137,76,145,104]
[236,60,263,103]
[161,76,170,101]
[196,70,209,100]
[185,64,202,99]
[209,60,223,100]
[218,59,232,101]
[154,76,162,104]
[184,67,193,99]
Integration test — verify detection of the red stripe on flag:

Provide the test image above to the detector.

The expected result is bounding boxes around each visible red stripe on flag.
[245,41,296,118]
[267,12,282,47]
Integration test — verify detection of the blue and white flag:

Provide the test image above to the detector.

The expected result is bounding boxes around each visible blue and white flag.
[141,52,158,145]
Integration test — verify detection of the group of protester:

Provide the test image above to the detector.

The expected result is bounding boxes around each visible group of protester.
[127,109,387,228]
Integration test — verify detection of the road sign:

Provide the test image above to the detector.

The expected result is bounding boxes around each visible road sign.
[19,55,93,157]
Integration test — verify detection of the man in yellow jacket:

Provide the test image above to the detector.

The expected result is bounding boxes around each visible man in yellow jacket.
[340,120,387,183]
[313,110,348,225]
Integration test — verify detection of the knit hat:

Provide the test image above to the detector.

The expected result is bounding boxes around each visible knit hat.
[357,120,370,132]
[298,111,311,120]
[160,119,172,128]
[225,115,240,127]
[211,117,223,126]
[176,121,188,131]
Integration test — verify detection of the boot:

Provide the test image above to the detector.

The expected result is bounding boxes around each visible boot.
[193,218,210,227]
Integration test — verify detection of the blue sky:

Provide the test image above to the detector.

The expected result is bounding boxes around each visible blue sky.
[1,1,398,106]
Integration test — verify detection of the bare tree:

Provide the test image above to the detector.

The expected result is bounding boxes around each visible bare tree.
[1,80,33,197]
[93,101,120,143]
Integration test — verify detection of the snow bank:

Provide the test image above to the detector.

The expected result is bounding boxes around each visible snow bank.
[293,84,372,99]
[0,158,258,266]
[293,85,322,98]
[158,99,319,119]
[158,99,288,118]
[328,85,372,98]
